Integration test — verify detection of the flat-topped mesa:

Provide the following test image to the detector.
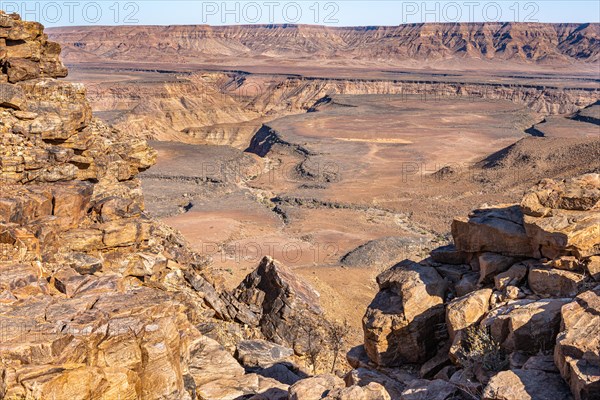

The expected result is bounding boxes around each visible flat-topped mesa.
[48,22,600,64]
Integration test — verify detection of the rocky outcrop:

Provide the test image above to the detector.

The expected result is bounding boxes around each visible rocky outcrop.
[363,260,447,366]
[232,256,325,348]
[522,174,600,259]
[1,13,67,83]
[360,173,599,400]
[482,369,573,400]
[554,287,600,400]
[0,12,295,399]
[451,205,533,257]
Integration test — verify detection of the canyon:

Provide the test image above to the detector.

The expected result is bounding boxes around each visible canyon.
[44,21,600,331]
[0,11,599,400]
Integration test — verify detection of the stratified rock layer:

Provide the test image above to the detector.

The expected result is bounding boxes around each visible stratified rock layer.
[363,260,447,366]
[361,174,599,400]
[554,288,600,400]
[232,256,325,348]
[0,11,287,399]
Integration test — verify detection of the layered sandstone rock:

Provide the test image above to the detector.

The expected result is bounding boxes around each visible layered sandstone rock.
[288,374,345,400]
[482,369,573,400]
[360,174,599,400]
[1,13,67,83]
[0,12,291,399]
[49,23,600,65]
[554,288,600,400]
[522,174,600,259]
[363,260,447,366]
[446,289,492,340]
[232,256,325,348]
[451,205,533,257]
[481,298,570,353]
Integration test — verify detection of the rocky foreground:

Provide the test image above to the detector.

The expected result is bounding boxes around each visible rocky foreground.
[358,173,599,400]
[0,11,324,399]
[1,11,599,400]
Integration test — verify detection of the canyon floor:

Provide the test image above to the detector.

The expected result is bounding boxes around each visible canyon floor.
[50,24,600,340]
[53,60,599,340]
[2,16,599,399]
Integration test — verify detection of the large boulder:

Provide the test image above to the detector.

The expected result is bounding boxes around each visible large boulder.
[344,368,406,399]
[554,288,600,400]
[323,383,391,400]
[495,262,528,291]
[451,175,600,261]
[528,266,584,297]
[288,374,345,400]
[521,174,600,259]
[446,289,492,340]
[482,369,573,400]
[363,260,447,366]
[187,335,245,388]
[196,373,288,400]
[586,256,600,281]
[482,299,570,353]
[235,339,294,369]
[451,205,532,257]
[232,256,324,347]
[520,174,599,217]
[478,253,517,283]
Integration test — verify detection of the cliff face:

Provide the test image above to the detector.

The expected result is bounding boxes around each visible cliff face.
[3,13,368,400]
[46,21,600,145]
[81,72,599,145]
[0,12,280,399]
[48,22,600,64]
[0,13,67,83]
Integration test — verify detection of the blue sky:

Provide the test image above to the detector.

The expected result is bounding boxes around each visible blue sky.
[2,1,599,27]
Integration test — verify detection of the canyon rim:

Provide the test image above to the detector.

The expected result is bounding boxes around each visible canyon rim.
[1,3,600,400]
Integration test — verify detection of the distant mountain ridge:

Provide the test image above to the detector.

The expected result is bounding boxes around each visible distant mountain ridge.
[48,22,600,64]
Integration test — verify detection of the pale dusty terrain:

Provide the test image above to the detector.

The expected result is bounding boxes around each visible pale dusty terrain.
[139,94,599,335]
[3,12,600,400]
[50,23,600,338]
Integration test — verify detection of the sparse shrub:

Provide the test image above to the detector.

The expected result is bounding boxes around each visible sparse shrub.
[455,325,508,374]
[326,319,351,373]
[291,313,326,374]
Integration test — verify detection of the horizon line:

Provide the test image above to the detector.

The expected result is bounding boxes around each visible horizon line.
[46,21,599,29]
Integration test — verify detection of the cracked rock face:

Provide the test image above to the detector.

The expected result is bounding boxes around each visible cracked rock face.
[1,13,67,84]
[232,256,325,348]
[0,11,284,399]
[360,174,599,400]
[362,260,447,366]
